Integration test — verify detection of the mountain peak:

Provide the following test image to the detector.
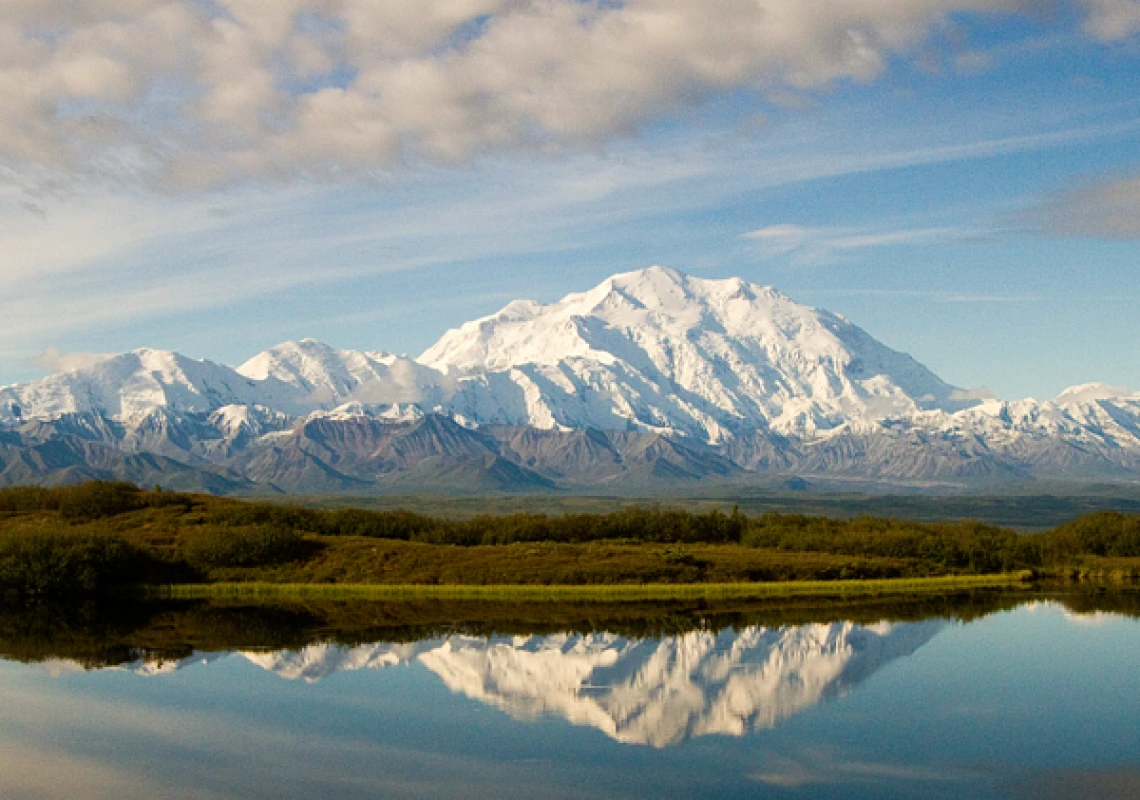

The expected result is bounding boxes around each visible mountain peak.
[239,340,393,386]
[607,263,685,292]
[1054,382,1139,405]
[238,340,446,409]
[420,265,962,438]
[0,346,268,421]
[581,266,785,314]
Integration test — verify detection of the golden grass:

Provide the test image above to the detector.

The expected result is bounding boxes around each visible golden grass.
[143,572,1031,602]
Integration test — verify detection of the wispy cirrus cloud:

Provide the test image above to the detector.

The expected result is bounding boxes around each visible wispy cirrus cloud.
[817,287,1039,304]
[0,114,1111,376]
[742,223,969,265]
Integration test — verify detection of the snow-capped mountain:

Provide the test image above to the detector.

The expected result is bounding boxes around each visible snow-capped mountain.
[75,621,943,747]
[237,339,449,408]
[0,341,443,424]
[0,266,971,439]
[2,266,1139,491]
[423,265,965,440]
[0,348,295,421]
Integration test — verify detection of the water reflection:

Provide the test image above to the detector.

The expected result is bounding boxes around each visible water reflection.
[96,621,943,745]
[416,622,942,746]
[0,593,1138,799]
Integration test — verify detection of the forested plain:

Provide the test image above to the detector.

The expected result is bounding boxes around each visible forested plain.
[1,482,1138,598]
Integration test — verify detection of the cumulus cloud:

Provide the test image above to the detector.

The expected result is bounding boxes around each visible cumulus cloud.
[1034,172,1140,238]
[2,0,1127,189]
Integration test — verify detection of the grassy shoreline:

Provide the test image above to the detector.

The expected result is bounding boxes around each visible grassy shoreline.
[139,573,1031,603]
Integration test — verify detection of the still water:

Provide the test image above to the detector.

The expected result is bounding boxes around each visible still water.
[0,593,1137,799]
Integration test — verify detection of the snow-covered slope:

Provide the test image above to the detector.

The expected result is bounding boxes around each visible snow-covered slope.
[1053,383,1140,405]
[0,340,448,424]
[237,339,448,408]
[422,266,966,440]
[0,348,299,422]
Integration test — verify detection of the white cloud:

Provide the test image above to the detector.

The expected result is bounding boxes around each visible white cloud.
[0,187,222,289]
[5,0,1130,189]
[743,224,809,240]
[827,227,957,249]
[742,223,966,265]
[0,113,1104,380]
[31,347,115,375]
[1079,0,1140,40]
[742,224,811,256]
[815,287,1038,304]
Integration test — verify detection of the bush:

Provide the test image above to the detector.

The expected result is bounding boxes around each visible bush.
[0,486,57,514]
[0,533,137,597]
[0,482,144,520]
[57,482,142,521]
[317,508,436,540]
[740,512,1025,573]
[1038,512,1140,559]
[181,525,308,570]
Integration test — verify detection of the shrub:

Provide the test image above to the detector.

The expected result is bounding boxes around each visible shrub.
[57,482,142,521]
[0,486,57,514]
[0,482,144,520]
[0,533,136,597]
[317,508,436,540]
[1039,512,1140,559]
[181,525,308,570]
[740,512,1025,573]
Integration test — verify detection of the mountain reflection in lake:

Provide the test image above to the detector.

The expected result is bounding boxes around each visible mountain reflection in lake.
[109,621,943,747]
[1,593,1139,799]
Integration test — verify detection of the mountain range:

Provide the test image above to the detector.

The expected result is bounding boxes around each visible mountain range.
[3,266,1139,494]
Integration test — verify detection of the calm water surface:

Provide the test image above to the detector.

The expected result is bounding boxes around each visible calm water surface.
[1,595,1138,799]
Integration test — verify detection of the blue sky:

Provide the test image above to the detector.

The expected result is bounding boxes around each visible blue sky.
[1,1,1139,399]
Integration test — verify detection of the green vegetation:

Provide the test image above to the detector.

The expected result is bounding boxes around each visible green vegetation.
[297,486,1140,531]
[743,513,1035,573]
[0,533,137,597]
[181,525,309,570]
[0,482,1138,598]
[1043,511,1140,558]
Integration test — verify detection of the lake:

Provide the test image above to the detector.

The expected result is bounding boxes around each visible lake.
[0,591,1137,799]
